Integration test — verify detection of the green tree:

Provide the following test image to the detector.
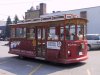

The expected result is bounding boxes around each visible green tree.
[5,16,12,38]
[13,15,19,24]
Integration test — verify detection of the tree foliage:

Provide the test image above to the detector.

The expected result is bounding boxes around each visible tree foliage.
[13,15,19,24]
[5,16,12,38]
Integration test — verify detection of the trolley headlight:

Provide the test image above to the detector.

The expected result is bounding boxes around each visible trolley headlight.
[68,51,70,54]
[68,50,71,56]
[79,52,83,55]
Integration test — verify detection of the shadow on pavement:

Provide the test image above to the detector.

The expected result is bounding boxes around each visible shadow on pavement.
[14,56,86,69]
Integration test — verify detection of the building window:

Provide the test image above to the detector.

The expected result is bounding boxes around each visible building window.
[80,11,87,19]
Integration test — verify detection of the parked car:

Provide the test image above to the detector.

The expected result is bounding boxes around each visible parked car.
[86,34,100,50]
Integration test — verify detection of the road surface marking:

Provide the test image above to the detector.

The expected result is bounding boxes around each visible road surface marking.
[87,69,91,75]
[28,64,43,75]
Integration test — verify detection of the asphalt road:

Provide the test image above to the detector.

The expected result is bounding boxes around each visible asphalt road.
[0,41,100,75]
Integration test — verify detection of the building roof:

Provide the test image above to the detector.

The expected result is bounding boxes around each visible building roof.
[40,6,100,18]
[0,21,6,26]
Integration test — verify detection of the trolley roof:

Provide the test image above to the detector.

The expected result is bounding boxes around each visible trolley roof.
[10,14,87,27]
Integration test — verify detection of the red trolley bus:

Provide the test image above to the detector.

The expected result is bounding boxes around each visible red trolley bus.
[9,14,88,64]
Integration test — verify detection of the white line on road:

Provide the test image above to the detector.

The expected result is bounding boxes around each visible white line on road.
[87,69,91,75]
[28,64,43,75]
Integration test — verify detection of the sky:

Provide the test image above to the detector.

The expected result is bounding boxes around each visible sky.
[0,0,100,21]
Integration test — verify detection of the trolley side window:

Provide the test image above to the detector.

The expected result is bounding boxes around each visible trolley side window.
[48,27,59,40]
[77,25,86,40]
[37,28,41,39]
[16,28,26,38]
[66,25,75,40]
[27,28,35,39]
[60,27,64,40]
[59,25,76,40]
[11,28,15,38]
[30,28,35,39]
[60,25,75,40]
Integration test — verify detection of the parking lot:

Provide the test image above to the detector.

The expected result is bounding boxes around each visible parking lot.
[0,41,100,75]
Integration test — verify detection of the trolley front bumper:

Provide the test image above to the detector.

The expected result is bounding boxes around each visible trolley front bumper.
[58,55,88,64]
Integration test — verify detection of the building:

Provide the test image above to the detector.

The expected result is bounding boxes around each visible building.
[25,3,46,20]
[0,21,6,39]
[40,6,100,34]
